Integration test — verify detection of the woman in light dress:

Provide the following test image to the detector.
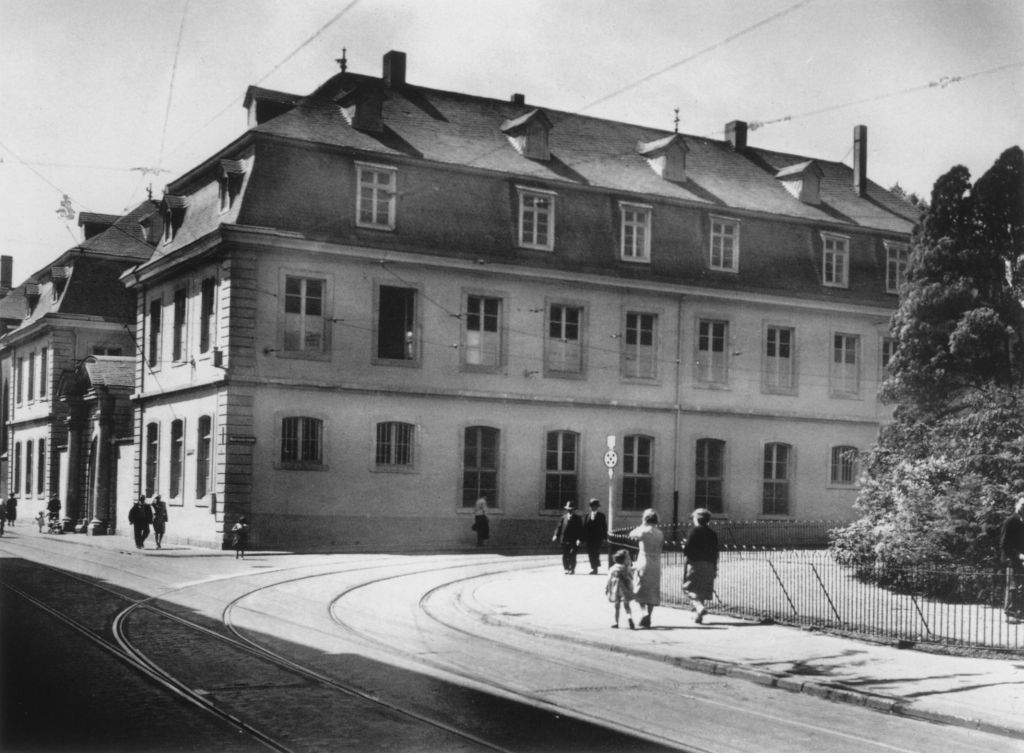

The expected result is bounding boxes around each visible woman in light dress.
[628,508,664,628]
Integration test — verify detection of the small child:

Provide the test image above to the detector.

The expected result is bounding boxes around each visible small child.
[231,516,250,559]
[35,510,46,532]
[605,549,636,629]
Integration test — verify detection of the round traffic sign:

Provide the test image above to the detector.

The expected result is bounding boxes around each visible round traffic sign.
[603,449,618,469]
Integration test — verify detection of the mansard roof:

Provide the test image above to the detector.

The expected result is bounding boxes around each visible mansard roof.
[246,70,916,235]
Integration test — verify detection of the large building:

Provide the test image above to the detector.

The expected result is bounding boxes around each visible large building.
[123,51,916,550]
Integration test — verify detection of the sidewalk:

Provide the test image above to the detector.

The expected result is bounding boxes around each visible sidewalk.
[14,529,1024,740]
[466,564,1024,741]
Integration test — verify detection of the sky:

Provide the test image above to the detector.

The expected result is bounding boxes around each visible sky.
[0,0,1020,285]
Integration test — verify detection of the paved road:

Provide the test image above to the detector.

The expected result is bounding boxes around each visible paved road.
[1,532,1019,752]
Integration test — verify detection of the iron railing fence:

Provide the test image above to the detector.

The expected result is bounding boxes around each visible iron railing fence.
[654,519,844,550]
[607,530,1023,652]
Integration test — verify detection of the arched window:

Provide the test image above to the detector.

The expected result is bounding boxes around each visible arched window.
[544,430,578,510]
[763,443,792,515]
[830,445,858,485]
[375,421,415,467]
[280,417,323,465]
[622,435,653,510]
[695,439,725,513]
[462,426,499,507]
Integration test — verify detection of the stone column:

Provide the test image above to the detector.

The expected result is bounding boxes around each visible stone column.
[89,395,114,535]
[63,400,87,533]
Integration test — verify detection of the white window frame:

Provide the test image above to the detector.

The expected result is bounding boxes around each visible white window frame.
[831,332,861,397]
[885,241,909,294]
[829,445,859,486]
[374,420,417,471]
[762,442,792,516]
[517,186,556,251]
[821,233,850,288]
[462,292,504,372]
[623,311,657,380]
[696,318,729,385]
[356,162,397,230]
[880,336,896,378]
[763,324,796,393]
[277,415,325,470]
[709,216,740,272]
[281,273,330,359]
[545,302,584,376]
[619,202,652,263]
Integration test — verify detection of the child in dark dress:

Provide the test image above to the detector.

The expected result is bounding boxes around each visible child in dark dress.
[231,517,250,559]
[605,549,636,629]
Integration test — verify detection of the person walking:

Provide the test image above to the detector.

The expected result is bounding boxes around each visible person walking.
[683,507,719,624]
[581,498,608,574]
[473,495,490,547]
[628,508,664,628]
[0,496,6,536]
[231,516,250,559]
[128,496,153,549]
[552,501,583,574]
[152,495,169,549]
[1000,497,1024,623]
[5,493,17,527]
[605,549,636,629]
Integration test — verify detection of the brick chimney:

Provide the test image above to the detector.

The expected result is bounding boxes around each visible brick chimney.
[0,255,11,295]
[383,50,406,88]
[511,93,525,106]
[725,120,748,150]
[853,125,868,197]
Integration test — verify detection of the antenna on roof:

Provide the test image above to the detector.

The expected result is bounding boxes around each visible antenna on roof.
[146,184,153,201]
[673,108,680,133]
[336,47,348,72]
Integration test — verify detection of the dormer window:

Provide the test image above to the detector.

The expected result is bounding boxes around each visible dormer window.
[619,202,651,262]
[516,187,555,251]
[821,232,850,288]
[709,216,740,272]
[776,160,823,205]
[50,266,69,299]
[884,240,909,294]
[636,133,688,182]
[161,194,189,244]
[218,159,246,213]
[339,87,385,133]
[501,110,552,161]
[356,162,397,230]
[24,283,40,315]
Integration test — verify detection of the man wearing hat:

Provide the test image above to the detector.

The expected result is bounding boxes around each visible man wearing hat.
[552,501,583,574]
[581,498,608,574]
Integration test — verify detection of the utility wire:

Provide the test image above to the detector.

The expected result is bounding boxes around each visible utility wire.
[158,0,192,168]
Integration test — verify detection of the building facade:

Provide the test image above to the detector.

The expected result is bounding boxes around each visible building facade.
[0,205,159,531]
[124,51,917,550]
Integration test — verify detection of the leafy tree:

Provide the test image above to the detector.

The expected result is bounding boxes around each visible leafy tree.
[834,147,1024,578]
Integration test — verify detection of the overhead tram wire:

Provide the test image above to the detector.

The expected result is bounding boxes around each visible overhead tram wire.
[157,0,192,169]
[163,0,363,161]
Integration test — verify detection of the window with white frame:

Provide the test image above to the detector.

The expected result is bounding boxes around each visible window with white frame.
[463,294,502,369]
[39,348,47,398]
[517,187,555,250]
[622,435,653,511]
[881,336,896,374]
[822,233,849,288]
[696,319,728,384]
[544,430,578,510]
[830,445,858,485]
[280,416,323,467]
[199,277,216,354]
[695,438,725,513]
[762,442,791,515]
[145,422,159,497]
[27,353,35,401]
[15,358,22,404]
[546,304,583,374]
[375,421,415,467]
[764,325,796,392]
[284,276,325,353]
[148,299,162,368]
[462,426,499,508]
[619,203,651,262]
[885,241,909,294]
[377,285,417,362]
[831,333,860,396]
[709,217,739,272]
[172,288,187,362]
[623,311,657,379]
[169,419,184,499]
[196,416,211,499]
[356,163,396,230]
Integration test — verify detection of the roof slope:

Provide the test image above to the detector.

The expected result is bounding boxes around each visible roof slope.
[253,72,917,234]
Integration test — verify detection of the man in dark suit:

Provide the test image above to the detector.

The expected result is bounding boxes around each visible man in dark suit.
[1001,497,1024,622]
[552,501,583,574]
[580,498,608,574]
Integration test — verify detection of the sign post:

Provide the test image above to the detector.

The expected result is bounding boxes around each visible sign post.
[603,435,618,565]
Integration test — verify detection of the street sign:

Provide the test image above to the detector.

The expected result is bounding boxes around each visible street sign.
[603,449,618,469]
